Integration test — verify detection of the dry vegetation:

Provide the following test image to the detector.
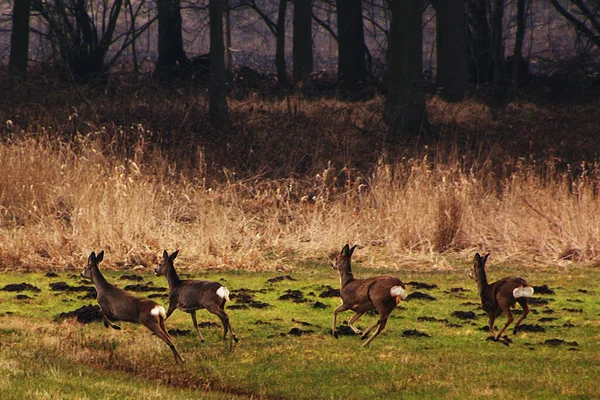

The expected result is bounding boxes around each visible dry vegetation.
[2,74,600,271]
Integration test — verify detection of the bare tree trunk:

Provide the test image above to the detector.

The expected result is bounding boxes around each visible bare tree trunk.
[465,0,492,84]
[434,0,468,101]
[127,0,140,78]
[384,0,429,136]
[224,0,232,72]
[9,0,31,79]
[209,0,229,127]
[491,0,506,102]
[336,0,366,97]
[276,0,288,88]
[293,0,313,96]
[154,0,189,78]
[512,0,527,87]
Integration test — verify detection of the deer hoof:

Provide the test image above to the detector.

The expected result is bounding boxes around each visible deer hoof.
[333,332,339,339]
[233,337,239,343]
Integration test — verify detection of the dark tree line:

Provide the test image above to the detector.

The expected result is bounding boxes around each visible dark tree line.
[6,0,600,136]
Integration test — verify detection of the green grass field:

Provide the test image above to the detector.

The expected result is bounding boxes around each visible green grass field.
[1,261,599,399]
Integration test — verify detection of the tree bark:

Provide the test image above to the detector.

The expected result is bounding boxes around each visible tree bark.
[434,0,468,101]
[224,0,232,72]
[512,0,527,86]
[336,0,366,96]
[491,0,506,102]
[293,0,313,96]
[276,0,288,88]
[209,0,229,127]
[9,0,31,79]
[154,0,189,78]
[465,0,492,84]
[384,0,429,136]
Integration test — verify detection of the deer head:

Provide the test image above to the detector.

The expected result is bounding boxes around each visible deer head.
[469,252,489,281]
[155,250,179,276]
[81,250,104,280]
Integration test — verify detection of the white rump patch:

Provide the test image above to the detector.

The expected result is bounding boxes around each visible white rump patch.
[390,285,408,300]
[513,286,534,299]
[216,286,230,301]
[151,305,166,319]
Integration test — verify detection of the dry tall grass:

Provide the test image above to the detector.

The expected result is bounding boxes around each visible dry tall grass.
[2,125,600,271]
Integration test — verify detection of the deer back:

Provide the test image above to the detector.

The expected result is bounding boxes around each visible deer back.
[341,275,404,311]
[173,280,224,310]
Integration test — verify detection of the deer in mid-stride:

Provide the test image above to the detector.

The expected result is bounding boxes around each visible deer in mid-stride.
[81,251,185,364]
[470,252,534,345]
[155,250,238,343]
[331,244,408,347]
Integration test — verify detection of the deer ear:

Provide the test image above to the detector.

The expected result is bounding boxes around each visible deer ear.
[341,244,350,256]
[349,245,357,257]
[483,253,490,264]
[474,253,481,262]
[88,252,96,263]
[163,250,169,260]
[170,250,179,261]
[96,251,104,263]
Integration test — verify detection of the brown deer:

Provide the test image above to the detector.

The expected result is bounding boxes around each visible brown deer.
[331,244,408,347]
[81,251,185,364]
[469,252,534,345]
[155,250,238,343]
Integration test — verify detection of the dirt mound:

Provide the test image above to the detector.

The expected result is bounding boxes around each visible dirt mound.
[230,289,270,309]
[55,304,103,324]
[278,289,307,303]
[312,301,328,309]
[168,329,192,336]
[319,287,340,298]
[515,324,545,332]
[266,275,296,283]
[120,274,144,282]
[544,338,578,347]
[1,283,41,293]
[49,281,96,298]
[533,284,555,295]
[451,310,477,320]
[405,291,436,301]
[123,283,167,293]
[288,327,314,336]
[402,329,430,338]
[407,281,438,290]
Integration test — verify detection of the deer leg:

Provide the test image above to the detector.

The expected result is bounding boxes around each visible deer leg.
[494,309,514,341]
[512,299,530,334]
[207,304,238,343]
[487,314,496,338]
[102,314,121,330]
[362,316,389,347]
[360,318,381,339]
[332,304,349,338]
[146,319,185,365]
[348,312,364,335]
[190,311,205,343]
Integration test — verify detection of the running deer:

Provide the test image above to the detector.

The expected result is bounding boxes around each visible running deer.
[81,251,185,364]
[469,252,534,345]
[331,244,408,347]
[155,250,238,343]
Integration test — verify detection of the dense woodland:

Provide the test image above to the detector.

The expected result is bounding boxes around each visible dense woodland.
[2,1,599,146]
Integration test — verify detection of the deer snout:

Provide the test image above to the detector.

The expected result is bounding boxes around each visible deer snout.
[154,266,160,276]
[468,271,474,280]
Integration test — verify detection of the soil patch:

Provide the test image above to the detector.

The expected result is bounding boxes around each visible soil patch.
[539,317,558,322]
[55,304,103,324]
[448,287,468,293]
[147,293,168,299]
[407,281,438,290]
[168,329,192,336]
[562,308,583,313]
[312,301,328,309]
[15,294,33,300]
[1,283,41,293]
[266,275,296,283]
[278,289,306,303]
[319,286,340,298]
[49,281,96,298]
[120,274,144,282]
[288,327,314,336]
[451,310,477,320]
[515,324,546,333]
[402,329,430,338]
[533,284,555,295]
[405,291,436,301]
[198,321,220,328]
[123,283,167,293]
[45,272,58,278]
[529,298,550,306]
[230,289,270,309]
[544,338,579,347]
[417,316,450,324]
[332,325,356,336]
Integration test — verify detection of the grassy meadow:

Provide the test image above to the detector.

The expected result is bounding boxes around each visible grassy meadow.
[2,75,600,398]
[1,264,599,399]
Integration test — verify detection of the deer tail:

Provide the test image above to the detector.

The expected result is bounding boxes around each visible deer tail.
[216,286,231,302]
[513,285,534,299]
[390,285,408,304]
[151,305,167,319]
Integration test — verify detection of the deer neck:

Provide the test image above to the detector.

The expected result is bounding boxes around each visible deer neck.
[338,261,355,287]
[90,265,111,292]
[165,263,181,289]
[475,269,490,297]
